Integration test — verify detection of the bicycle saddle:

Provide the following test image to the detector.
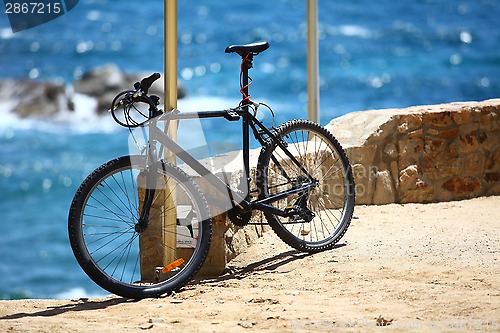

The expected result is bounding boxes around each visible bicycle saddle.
[225,41,269,56]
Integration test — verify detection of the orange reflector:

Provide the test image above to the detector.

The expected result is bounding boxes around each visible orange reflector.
[162,258,185,273]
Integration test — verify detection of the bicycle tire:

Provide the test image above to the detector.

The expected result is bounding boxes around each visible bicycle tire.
[256,120,355,253]
[68,155,212,299]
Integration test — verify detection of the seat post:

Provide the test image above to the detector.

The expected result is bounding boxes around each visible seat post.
[240,53,253,104]
[241,52,253,202]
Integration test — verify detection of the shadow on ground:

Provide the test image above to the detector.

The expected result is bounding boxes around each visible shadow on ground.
[196,243,346,284]
[0,297,133,320]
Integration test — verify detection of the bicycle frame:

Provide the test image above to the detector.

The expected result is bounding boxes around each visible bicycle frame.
[147,107,316,219]
[138,51,317,219]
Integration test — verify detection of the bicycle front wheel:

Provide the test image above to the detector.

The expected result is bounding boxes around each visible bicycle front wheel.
[68,156,211,299]
[256,120,355,253]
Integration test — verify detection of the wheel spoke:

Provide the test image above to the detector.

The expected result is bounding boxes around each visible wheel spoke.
[258,121,354,251]
[69,156,212,298]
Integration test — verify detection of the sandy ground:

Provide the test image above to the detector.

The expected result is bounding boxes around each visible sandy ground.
[1,196,499,332]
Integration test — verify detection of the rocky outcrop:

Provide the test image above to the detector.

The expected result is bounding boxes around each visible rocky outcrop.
[73,64,186,113]
[326,99,500,204]
[0,79,73,117]
[1,65,186,117]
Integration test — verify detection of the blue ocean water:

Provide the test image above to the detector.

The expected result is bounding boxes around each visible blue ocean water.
[0,0,499,299]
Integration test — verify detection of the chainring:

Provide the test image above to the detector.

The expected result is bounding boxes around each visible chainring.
[228,207,253,227]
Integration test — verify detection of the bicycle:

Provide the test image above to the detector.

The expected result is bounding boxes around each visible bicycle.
[68,41,355,299]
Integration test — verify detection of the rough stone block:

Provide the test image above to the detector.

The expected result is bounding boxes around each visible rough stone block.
[452,109,475,125]
[399,165,419,193]
[408,128,424,139]
[450,151,485,176]
[346,145,378,167]
[451,131,487,154]
[423,111,454,128]
[485,172,499,184]
[437,128,459,139]
[383,143,398,161]
[401,182,434,203]
[197,214,229,276]
[351,163,375,204]
[485,151,500,171]
[398,114,423,134]
[442,177,481,195]
[480,112,499,131]
[398,138,423,169]
[372,170,395,204]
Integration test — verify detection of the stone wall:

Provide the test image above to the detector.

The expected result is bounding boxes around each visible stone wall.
[326,99,499,204]
[193,99,499,275]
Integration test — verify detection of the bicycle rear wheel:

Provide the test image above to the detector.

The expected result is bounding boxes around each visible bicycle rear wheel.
[68,155,211,299]
[256,120,355,253]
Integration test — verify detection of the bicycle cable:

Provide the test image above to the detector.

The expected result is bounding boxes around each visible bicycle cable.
[239,53,253,106]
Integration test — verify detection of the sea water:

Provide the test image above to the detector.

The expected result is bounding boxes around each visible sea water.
[0,0,498,299]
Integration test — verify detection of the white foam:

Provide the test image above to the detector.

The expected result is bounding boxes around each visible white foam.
[0,28,15,40]
[337,25,373,39]
[54,287,108,300]
[52,93,120,133]
[0,93,120,134]
[0,93,278,136]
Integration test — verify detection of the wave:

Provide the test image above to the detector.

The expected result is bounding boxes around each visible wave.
[0,93,120,134]
[336,25,374,39]
[1,287,107,300]
[54,287,108,300]
[0,94,244,135]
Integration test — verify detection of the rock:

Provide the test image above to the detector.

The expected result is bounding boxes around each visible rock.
[0,65,187,118]
[398,138,423,169]
[399,165,419,193]
[375,316,393,326]
[442,177,481,196]
[74,64,186,114]
[0,79,72,117]
[383,143,397,160]
[148,318,165,323]
[398,114,423,133]
[74,64,126,95]
[351,163,374,205]
[423,111,454,128]
[238,321,255,329]
[372,170,395,204]
[452,109,475,125]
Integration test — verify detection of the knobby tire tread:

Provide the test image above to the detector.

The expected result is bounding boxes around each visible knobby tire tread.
[68,156,212,299]
[256,120,355,253]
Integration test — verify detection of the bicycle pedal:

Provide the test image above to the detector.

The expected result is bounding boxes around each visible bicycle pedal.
[224,110,240,121]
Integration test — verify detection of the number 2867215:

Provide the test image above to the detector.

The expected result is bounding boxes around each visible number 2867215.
[5,2,62,15]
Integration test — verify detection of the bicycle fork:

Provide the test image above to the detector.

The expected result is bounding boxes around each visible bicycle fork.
[135,136,162,233]
[135,168,157,233]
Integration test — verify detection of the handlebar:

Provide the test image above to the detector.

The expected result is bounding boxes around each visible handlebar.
[110,73,163,128]
[134,72,161,94]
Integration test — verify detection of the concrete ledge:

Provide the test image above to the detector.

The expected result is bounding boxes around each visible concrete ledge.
[326,99,499,204]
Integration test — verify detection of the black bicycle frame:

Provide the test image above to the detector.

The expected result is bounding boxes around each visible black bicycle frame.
[151,107,316,218]
[142,53,316,218]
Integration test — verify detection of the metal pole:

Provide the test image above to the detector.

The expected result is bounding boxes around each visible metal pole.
[139,0,178,282]
[307,0,320,123]
[163,0,178,265]
[165,0,178,131]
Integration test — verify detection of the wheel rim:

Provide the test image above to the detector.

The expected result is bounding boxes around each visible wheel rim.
[78,162,206,292]
[265,125,352,245]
